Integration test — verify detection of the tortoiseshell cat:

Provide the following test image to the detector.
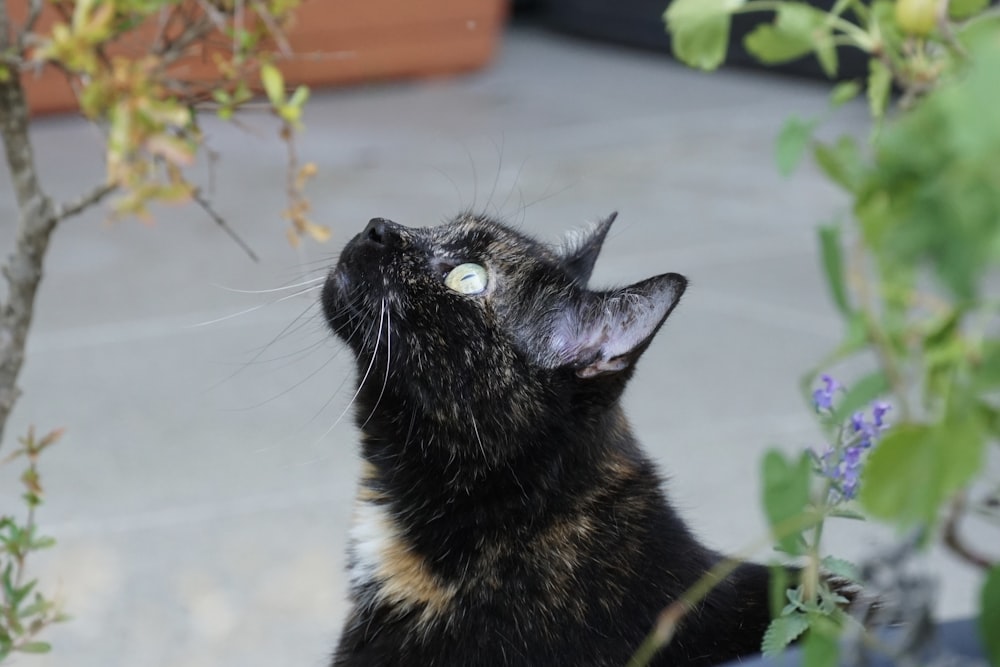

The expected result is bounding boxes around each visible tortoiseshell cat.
[322,213,775,666]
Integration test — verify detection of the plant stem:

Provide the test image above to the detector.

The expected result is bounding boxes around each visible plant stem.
[943,492,995,570]
[626,510,823,667]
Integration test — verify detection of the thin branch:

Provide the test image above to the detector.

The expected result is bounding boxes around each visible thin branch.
[250,0,292,58]
[943,492,996,571]
[18,0,44,49]
[0,0,12,51]
[156,17,215,68]
[192,188,260,262]
[50,182,117,224]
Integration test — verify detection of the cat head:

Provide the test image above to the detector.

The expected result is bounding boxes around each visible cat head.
[322,212,686,451]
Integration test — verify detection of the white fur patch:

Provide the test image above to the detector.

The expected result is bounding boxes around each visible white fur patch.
[347,497,458,624]
[348,499,393,589]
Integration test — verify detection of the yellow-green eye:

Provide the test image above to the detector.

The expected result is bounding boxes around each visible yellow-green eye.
[444,263,488,295]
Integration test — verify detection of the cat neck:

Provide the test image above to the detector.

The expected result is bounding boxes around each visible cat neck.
[354,399,639,522]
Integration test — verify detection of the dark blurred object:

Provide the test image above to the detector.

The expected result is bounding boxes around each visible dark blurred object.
[724,619,987,667]
[545,0,869,80]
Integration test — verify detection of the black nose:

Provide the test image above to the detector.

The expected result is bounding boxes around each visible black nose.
[363,217,401,247]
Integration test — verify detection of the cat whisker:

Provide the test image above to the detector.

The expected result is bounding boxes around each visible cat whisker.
[359,299,392,430]
[208,276,326,295]
[226,344,345,411]
[483,133,505,220]
[319,298,386,442]
[190,283,323,329]
[305,303,381,427]
[469,409,487,463]
[205,297,326,392]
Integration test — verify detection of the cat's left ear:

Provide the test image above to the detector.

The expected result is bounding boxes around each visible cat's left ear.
[550,272,688,378]
[558,212,617,286]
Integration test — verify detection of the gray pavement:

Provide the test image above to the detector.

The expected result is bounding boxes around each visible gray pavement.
[1,23,992,667]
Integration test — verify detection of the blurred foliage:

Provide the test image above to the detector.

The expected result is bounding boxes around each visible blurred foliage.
[0,1,325,659]
[661,0,1000,665]
[5,0,324,241]
[0,428,66,661]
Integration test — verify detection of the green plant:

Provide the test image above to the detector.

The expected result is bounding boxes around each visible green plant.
[0,1,324,658]
[642,0,1000,664]
[0,427,65,659]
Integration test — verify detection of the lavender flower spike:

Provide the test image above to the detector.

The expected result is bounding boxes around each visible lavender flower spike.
[812,374,842,411]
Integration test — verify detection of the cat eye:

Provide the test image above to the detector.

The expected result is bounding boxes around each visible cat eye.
[444,263,489,295]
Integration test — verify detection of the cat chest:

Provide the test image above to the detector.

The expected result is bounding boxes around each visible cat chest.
[348,498,459,624]
[347,492,611,630]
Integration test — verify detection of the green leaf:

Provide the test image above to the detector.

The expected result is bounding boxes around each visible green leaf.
[744,25,812,64]
[950,0,989,20]
[260,63,286,106]
[762,450,813,555]
[818,224,851,315]
[762,614,810,656]
[288,85,310,109]
[867,59,892,121]
[664,0,746,71]
[803,622,840,667]
[981,565,1000,666]
[830,80,861,107]
[18,642,51,654]
[861,420,987,527]
[813,136,864,193]
[974,340,1000,391]
[829,371,889,424]
[814,36,838,78]
[776,116,817,177]
[744,4,833,68]
[821,556,861,582]
[29,535,55,550]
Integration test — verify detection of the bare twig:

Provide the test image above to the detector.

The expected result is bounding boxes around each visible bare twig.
[943,492,996,571]
[157,16,215,68]
[50,182,117,224]
[251,0,292,58]
[16,0,44,50]
[0,0,11,51]
[192,188,260,262]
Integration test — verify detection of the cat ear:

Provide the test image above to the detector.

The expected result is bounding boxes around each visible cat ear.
[550,273,687,378]
[558,212,617,286]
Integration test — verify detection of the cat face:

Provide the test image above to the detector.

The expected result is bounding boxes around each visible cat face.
[321,212,686,452]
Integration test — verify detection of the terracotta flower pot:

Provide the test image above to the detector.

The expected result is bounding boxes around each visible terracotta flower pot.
[8,0,507,116]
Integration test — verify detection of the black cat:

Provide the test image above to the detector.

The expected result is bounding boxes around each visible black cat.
[322,213,776,666]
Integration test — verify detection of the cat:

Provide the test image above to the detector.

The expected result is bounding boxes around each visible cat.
[322,212,777,667]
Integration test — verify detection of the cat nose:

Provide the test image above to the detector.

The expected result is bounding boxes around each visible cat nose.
[363,218,402,247]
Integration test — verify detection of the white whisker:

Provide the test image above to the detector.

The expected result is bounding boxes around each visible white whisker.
[209,276,326,295]
[360,302,392,429]
[317,299,385,443]
[190,284,323,329]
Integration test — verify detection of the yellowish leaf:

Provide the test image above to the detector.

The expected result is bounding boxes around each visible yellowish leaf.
[306,221,332,243]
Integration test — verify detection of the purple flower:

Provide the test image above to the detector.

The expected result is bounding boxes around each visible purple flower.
[818,399,892,501]
[872,401,891,428]
[812,374,842,411]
